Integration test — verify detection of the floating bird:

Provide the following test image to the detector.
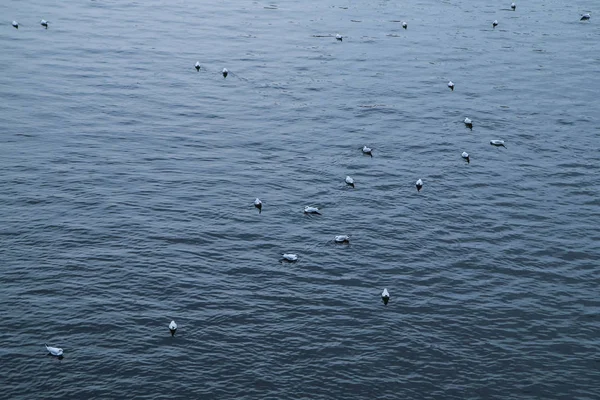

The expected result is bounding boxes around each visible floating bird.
[345,176,355,188]
[490,139,506,148]
[334,235,350,243]
[45,344,63,357]
[511,3,516,11]
[222,68,228,78]
[448,81,454,91]
[12,21,19,29]
[336,33,343,41]
[282,253,298,262]
[402,21,407,29]
[464,117,473,130]
[304,206,321,215]
[362,145,373,157]
[581,14,591,21]
[169,320,177,336]
[381,288,390,305]
[416,178,423,192]
[254,198,262,213]
[40,19,48,28]
[493,20,498,28]
[195,62,201,71]
[462,151,470,164]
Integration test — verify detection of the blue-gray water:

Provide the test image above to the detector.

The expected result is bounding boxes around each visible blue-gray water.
[1,0,599,398]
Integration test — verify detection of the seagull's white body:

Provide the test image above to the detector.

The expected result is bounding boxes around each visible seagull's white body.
[334,235,350,243]
[195,61,201,71]
[490,140,506,147]
[282,253,298,261]
[448,81,454,91]
[493,20,498,28]
[336,33,342,41]
[254,198,262,213]
[222,68,228,78]
[362,145,373,156]
[402,21,407,29]
[416,178,423,192]
[511,3,516,10]
[304,206,321,214]
[345,176,355,187]
[12,21,19,29]
[464,117,473,129]
[462,151,470,163]
[381,288,390,304]
[169,320,177,336]
[45,344,63,357]
[581,14,591,21]
[40,19,48,28]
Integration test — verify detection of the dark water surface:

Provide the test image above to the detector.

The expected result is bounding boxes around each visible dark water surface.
[1,0,599,398]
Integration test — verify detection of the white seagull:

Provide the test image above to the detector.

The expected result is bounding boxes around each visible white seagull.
[462,151,470,164]
[448,81,454,91]
[334,235,350,243]
[40,19,48,28]
[304,206,321,215]
[345,176,355,188]
[402,21,407,29]
[282,253,298,262]
[195,61,201,71]
[493,20,498,28]
[169,320,177,336]
[511,3,516,11]
[416,178,423,192]
[362,145,373,157]
[464,117,473,130]
[12,21,19,29]
[381,288,390,305]
[581,14,591,21]
[490,139,506,148]
[222,68,228,78]
[336,33,343,41]
[254,198,262,213]
[45,344,63,357]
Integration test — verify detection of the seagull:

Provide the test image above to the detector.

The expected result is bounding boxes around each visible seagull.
[345,176,355,188]
[222,68,228,78]
[45,344,63,357]
[416,178,423,192]
[282,253,298,262]
[462,151,470,164]
[464,117,473,130]
[511,3,516,11]
[304,206,321,215]
[448,81,454,91]
[362,145,373,157]
[169,320,177,336]
[493,20,498,28]
[381,288,390,305]
[490,139,506,148]
[336,33,343,41]
[12,21,19,29]
[254,198,262,213]
[40,19,48,28]
[402,21,407,29]
[195,62,201,71]
[581,14,591,21]
[334,235,350,243]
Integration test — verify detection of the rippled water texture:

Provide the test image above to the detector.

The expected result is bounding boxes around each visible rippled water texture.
[1,0,599,398]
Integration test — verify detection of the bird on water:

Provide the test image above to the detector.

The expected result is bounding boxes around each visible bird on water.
[169,320,177,336]
[381,288,390,305]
